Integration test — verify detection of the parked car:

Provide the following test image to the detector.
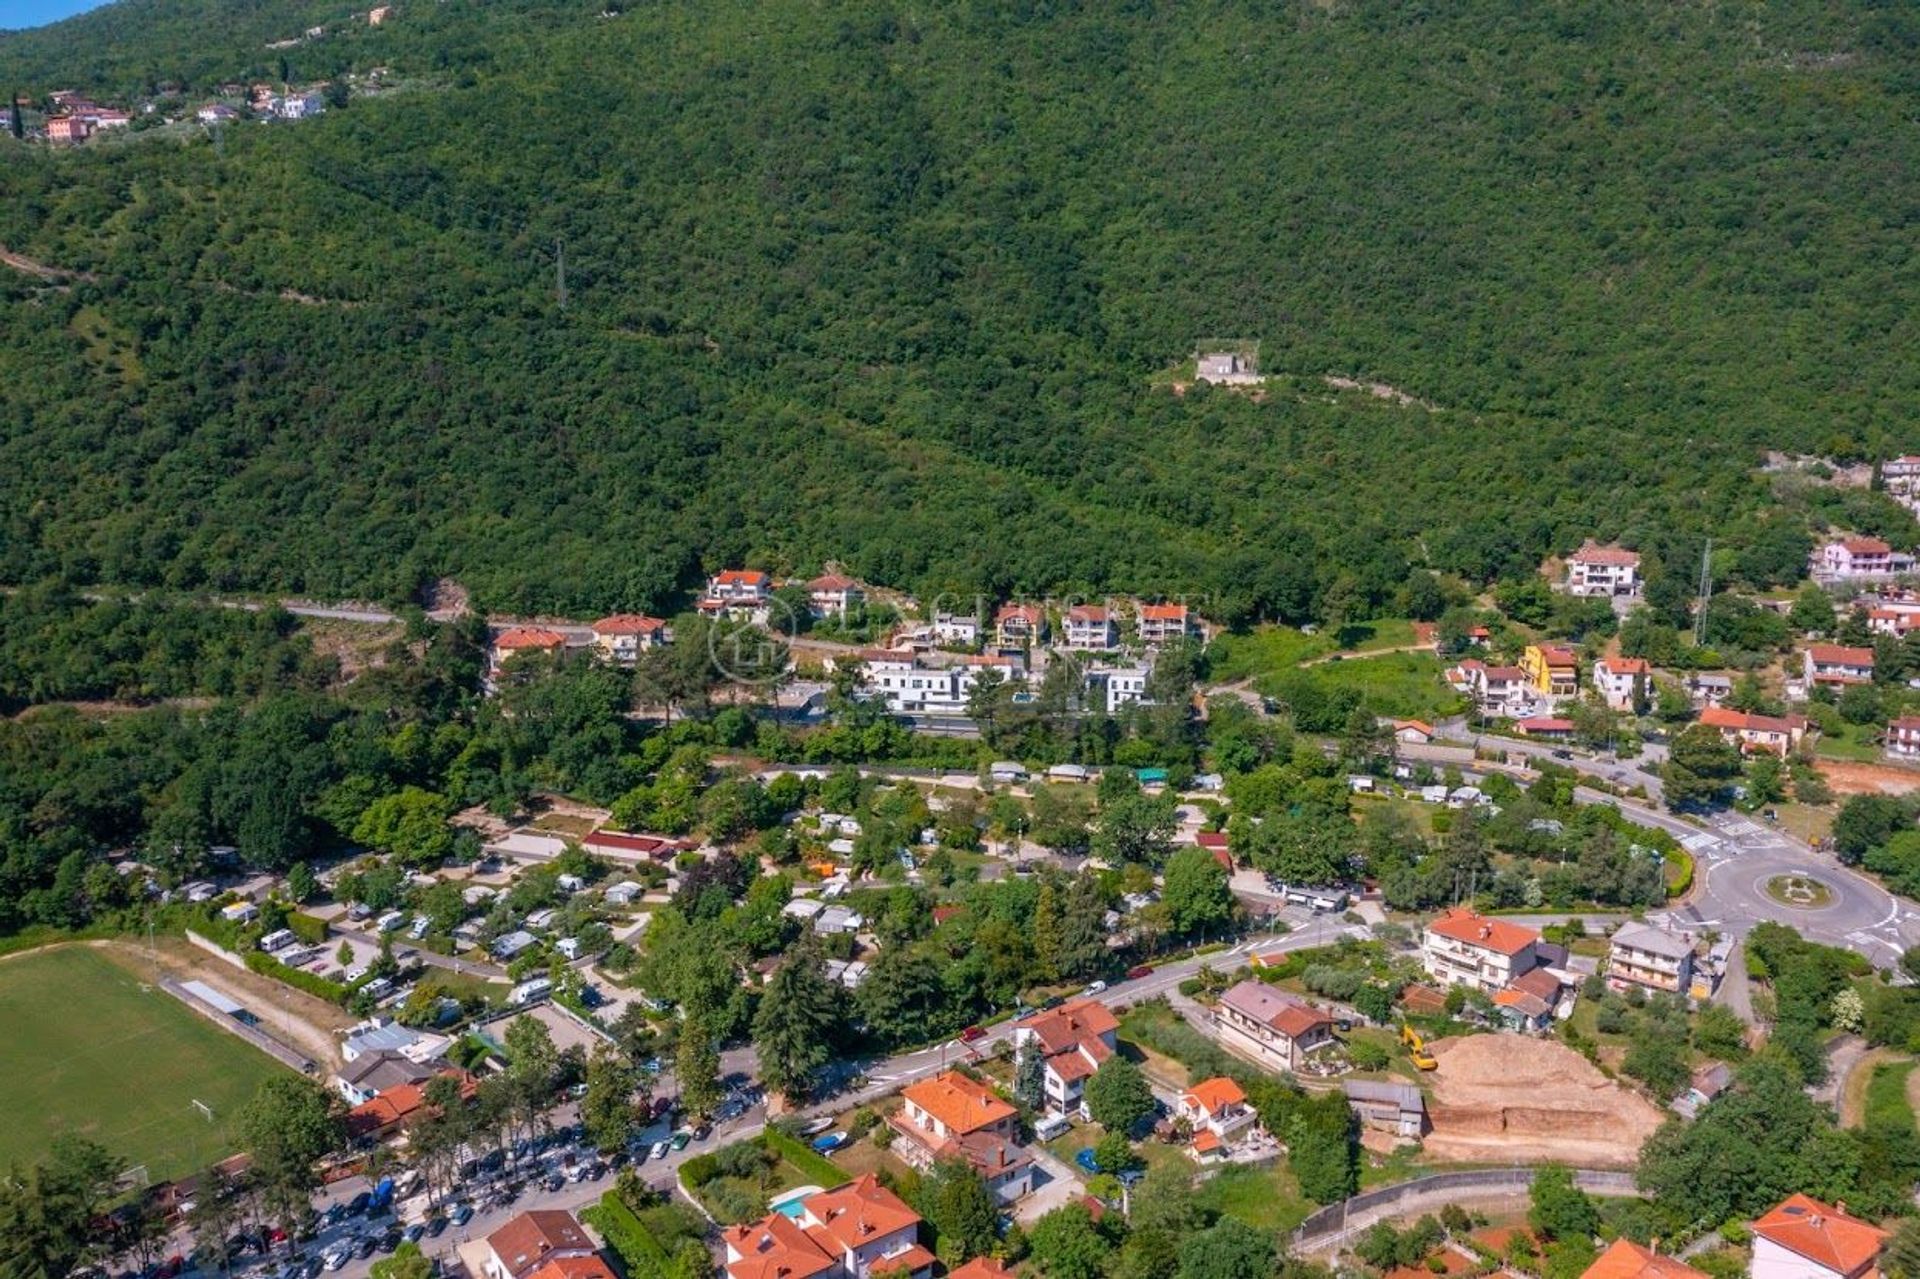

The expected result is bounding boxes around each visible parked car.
[649,1140,670,1160]
[1085,980,1107,994]
[450,1204,475,1227]
[670,1131,692,1151]
[1126,964,1155,980]
[959,1025,986,1043]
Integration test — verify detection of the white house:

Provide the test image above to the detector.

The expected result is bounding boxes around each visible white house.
[1137,603,1197,646]
[994,604,1043,647]
[1086,665,1150,715]
[886,1072,1033,1203]
[1420,909,1541,994]
[1195,351,1260,385]
[1593,657,1651,711]
[1565,542,1643,598]
[1012,1000,1120,1117]
[590,614,668,663]
[1606,922,1696,996]
[1889,716,1920,759]
[1748,1194,1885,1279]
[855,650,1025,716]
[1176,1076,1260,1162]
[807,574,865,619]
[1063,605,1119,651]
[1812,537,1914,582]
[1802,644,1874,691]
[700,570,772,620]
[481,1211,597,1279]
[720,1177,931,1279]
[1214,981,1338,1073]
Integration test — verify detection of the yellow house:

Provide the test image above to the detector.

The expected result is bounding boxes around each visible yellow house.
[1520,643,1579,696]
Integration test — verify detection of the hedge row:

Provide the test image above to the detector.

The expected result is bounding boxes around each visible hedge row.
[582,1194,671,1279]
[288,911,330,944]
[762,1128,847,1186]
[244,949,349,1006]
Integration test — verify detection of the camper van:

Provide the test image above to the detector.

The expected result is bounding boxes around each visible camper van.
[510,978,553,1006]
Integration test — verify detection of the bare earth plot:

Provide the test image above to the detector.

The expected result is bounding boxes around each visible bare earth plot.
[0,945,288,1184]
[1422,1034,1664,1168]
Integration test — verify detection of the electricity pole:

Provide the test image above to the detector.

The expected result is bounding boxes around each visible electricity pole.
[1693,539,1714,646]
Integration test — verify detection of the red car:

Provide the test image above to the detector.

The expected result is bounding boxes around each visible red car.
[959,1025,987,1043]
[1126,964,1155,980]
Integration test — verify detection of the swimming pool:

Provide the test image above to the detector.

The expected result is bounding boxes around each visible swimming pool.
[770,1186,824,1218]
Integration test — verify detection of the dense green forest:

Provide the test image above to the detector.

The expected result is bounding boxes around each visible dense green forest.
[4,0,1920,620]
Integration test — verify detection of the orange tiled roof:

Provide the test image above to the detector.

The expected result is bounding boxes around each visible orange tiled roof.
[527,1258,616,1279]
[1750,1194,1887,1277]
[486,1211,593,1278]
[805,1175,922,1254]
[948,1260,1013,1279]
[592,614,665,636]
[495,627,567,650]
[1426,908,1539,957]
[1015,999,1118,1053]
[1579,1239,1708,1279]
[722,1212,836,1279]
[1181,1077,1247,1116]
[900,1072,1016,1137]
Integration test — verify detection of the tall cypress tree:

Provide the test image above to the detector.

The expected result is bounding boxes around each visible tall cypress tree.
[8,94,22,140]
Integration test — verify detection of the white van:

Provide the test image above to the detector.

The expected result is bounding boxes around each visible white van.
[1034,1114,1072,1141]
[376,910,407,933]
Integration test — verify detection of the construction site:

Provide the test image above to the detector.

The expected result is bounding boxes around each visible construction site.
[1419,1034,1665,1168]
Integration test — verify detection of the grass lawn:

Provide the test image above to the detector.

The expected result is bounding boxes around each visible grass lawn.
[1775,803,1835,845]
[1815,725,1882,762]
[0,946,287,1183]
[1303,652,1468,721]
[1208,627,1334,682]
[1197,1163,1312,1231]
[1864,1059,1918,1134]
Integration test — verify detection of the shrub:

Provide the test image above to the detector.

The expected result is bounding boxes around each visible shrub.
[679,1153,721,1187]
[761,1128,846,1184]
[584,1192,672,1279]
[244,950,348,1005]
[1178,977,1205,996]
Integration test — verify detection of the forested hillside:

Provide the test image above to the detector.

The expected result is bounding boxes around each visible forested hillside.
[3,0,1920,620]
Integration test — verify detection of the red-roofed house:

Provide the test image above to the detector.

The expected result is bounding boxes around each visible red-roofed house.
[1593,657,1651,711]
[527,1258,616,1279]
[1749,1194,1887,1279]
[1137,603,1198,646]
[1012,999,1119,1116]
[1177,1076,1259,1152]
[1215,981,1338,1073]
[1803,645,1874,690]
[1699,706,1810,757]
[1063,605,1119,651]
[47,114,91,143]
[887,1072,1033,1202]
[1890,716,1920,759]
[591,614,668,663]
[490,627,566,675]
[1195,830,1232,870]
[1516,717,1575,739]
[1421,909,1541,994]
[1566,542,1643,598]
[701,569,773,621]
[1564,541,1639,583]
[1814,537,1914,582]
[482,1210,597,1279]
[1579,1239,1706,1279]
[946,1261,1012,1279]
[994,604,1043,647]
[808,574,865,619]
[1394,720,1436,745]
[721,1176,929,1279]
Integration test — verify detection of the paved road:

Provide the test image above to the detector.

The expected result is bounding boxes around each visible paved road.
[331,926,508,981]
[1400,740,1920,969]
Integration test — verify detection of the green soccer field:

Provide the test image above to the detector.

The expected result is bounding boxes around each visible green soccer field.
[0,946,289,1185]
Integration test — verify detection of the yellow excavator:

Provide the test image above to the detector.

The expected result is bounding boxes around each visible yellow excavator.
[1400,1024,1437,1071]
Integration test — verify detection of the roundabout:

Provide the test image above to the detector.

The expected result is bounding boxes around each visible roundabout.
[1763,874,1835,910]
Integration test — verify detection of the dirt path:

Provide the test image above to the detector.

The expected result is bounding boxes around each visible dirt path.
[1838,1045,1897,1127]
[0,244,91,282]
[99,937,352,1069]
[1299,642,1432,667]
